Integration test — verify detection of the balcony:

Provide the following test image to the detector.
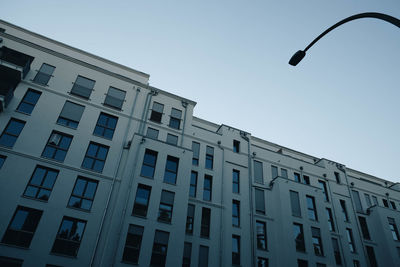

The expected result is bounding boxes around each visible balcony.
[0,46,34,112]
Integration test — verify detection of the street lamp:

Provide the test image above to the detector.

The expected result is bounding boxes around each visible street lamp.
[289,12,400,66]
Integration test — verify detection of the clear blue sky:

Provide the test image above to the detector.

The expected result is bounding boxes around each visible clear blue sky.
[2,1,400,182]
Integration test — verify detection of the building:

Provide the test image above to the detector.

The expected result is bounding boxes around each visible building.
[0,19,399,267]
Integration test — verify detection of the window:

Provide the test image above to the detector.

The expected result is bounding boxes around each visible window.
[1,206,43,248]
[256,221,267,250]
[255,189,265,214]
[382,198,389,208]
[0,155,6,169]
[290,190,301,217]
[294,172,301,183]
[57,101,85,129]
[189,171,198,197]
[364,193,372,207]
[0,256,23,267]
[201,207,211,238]
[164,155,179,184]
[146,127,159,140]
[303,175,310,185]
[346,228,356,253]
[311,227,324,256]
[257,258,268,267]
[199,245,209,267]
[352,190,363,212]
[17,89,41,114]
[186,204,195,234]
[358,216,370,240]
[94,112,118,140]
[366,246,378,267]
[254,160,263,183]
[205,146,214,169]
[326,208,335,232]
[372,196,378,206]
[233,140,240,153]
[0,118,25,148]
[132,184,152,217]
[150,230,169,267]
[293,223,305,252]
[33,63,55,85]
[232,235,241,265]
[203,175,212,201]
[318,180,329,202]
[340,200,349,221]
[24,165,59,201]
[140,149,158,178]
[166,133,178,146]
[390,201,397,210]
[81,142,109,172]
[158,190,175,223]
[51,216,86,256]
[297,259,308,267]
[232,200,240,227]
[306,195,318,221]
[42,131,72,162]
[281,168,288,178]
[334,172,341,183]
[388,217,400,241]
[68,177,98,211]
[271,165,278,179]
[182,242,192,267]
[70,75,95,99]
[169,108,182,129]
[332,238,342,265]
[232,169,240,193]
[192,141,200,165]
[150,102,164,123]
[122,224,144,264]
[104,86,126,110]
[353,260,360,267]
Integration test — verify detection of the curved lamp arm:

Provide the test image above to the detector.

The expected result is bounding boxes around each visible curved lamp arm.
[289,12,400,66]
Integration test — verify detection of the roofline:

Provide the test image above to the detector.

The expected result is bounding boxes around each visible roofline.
[0,19,150,79]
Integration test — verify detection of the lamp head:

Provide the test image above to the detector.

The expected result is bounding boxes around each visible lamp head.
[289,50,306,66]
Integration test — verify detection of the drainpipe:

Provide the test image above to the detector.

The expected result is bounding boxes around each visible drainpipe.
[240,132,255,267]
[217,140,225,267]
[90,86,141,266]
[337,164,368,267]
[180,101,188,147]
[109,87,157,266]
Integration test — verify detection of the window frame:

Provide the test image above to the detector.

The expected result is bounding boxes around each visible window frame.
[132,184,152,217]
[103,86,126,110]
[203,174,212,201]
[16,88,41,114]
[149,102,164,123]
[232,169,240,194]
[93,112,118,140]
[232,235,241,266]
[256,220,267,250]
[41,131,73,162]
[51,216,87,257]
[67,176,99,211]
[56,101,85,129]
[168,108,182,129]
[189,171,198,198]
[140,149,158,178]
[1,205,43,248]
[33,63,55,85]
[306,195,318,221]
[158,190,175,223]
[232,200,240,227]
[81,142,109,173]
[163,155,179,184]
[23,165,59,202]
[205,146,214,170]
[200,207,211,238]
[70,75,95,99]
[0,118,26,148]
[122,224,144,264]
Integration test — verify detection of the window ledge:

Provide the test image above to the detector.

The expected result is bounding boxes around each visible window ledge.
[92,133,113,141]
[21,195,49,203]
[132,214,147,219]
[14,110,32,116]
[50,252,77,259]
[0,242,30,250]
[55,122,78,130]
[67,206,91,213]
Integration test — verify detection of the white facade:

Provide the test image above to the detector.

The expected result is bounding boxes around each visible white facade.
[0,20,399,267]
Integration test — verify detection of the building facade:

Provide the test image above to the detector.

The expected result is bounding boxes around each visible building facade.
[0,20,399,267]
